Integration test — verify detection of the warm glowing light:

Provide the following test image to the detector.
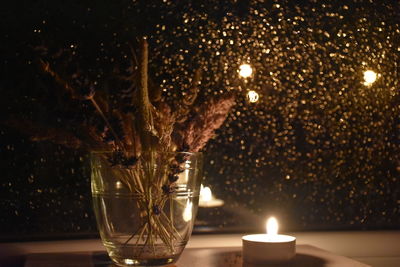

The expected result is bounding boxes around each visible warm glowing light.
[124,259,135,265]
[239,64,253,78]
[363,70,377,85]
[116,181,123,189]
[183,200,193,222]
[247,90,259,103]
[199,184,224,207]
[266,217,278,236]
[200,186,213,202]
[184,160,191,182]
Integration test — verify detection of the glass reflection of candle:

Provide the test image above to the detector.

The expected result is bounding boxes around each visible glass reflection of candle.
[116,181,123,189]
[184,160,191,182]
[183,200,193,222]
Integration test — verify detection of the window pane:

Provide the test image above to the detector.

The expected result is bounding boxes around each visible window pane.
[1,0,399,241]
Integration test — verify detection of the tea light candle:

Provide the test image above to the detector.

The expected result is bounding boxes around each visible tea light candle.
[242,217,296,264]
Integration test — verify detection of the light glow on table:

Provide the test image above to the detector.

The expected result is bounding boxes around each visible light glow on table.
[242,217,296,243]
[243,233,296,243]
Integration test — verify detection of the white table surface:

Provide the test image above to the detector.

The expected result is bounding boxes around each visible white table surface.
[1,231,399,267]
[23,245,370,267]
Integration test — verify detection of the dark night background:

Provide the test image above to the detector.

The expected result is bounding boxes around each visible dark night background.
[1,0,400,241]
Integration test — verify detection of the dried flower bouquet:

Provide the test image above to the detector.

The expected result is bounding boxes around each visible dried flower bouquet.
[6,38,235,255]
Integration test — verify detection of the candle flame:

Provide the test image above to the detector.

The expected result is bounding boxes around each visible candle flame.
[266,217,278,236]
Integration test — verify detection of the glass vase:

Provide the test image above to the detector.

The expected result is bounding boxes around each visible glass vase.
[91,151,203,266]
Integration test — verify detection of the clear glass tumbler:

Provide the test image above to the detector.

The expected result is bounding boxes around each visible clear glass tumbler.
[91,151,203,266]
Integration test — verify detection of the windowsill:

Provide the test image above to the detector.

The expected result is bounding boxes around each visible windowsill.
[1,230,399,267]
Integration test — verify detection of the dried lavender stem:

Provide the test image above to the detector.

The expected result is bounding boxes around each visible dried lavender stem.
[160,211,183,239]
[89,98,126,151]
[39,59,79,100]
[129,169,144,193]
[123,220,147,245]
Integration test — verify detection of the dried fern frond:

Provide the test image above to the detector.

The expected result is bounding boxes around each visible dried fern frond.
[175,68,203,124]
[135,38,158,153]
[153,102,176,151]
[14,39,235,161]
[39,59,90,101]
[39,58,128,151]
[178,93,235,152]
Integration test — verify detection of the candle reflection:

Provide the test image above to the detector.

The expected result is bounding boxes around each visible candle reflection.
[183,199,193,222]
[199,185,224,208]
[200,186,212,202]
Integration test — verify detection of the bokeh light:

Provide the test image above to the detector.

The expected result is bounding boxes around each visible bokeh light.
[363,70,378,86]
[247,90,259,103]
[239,64,253,78]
